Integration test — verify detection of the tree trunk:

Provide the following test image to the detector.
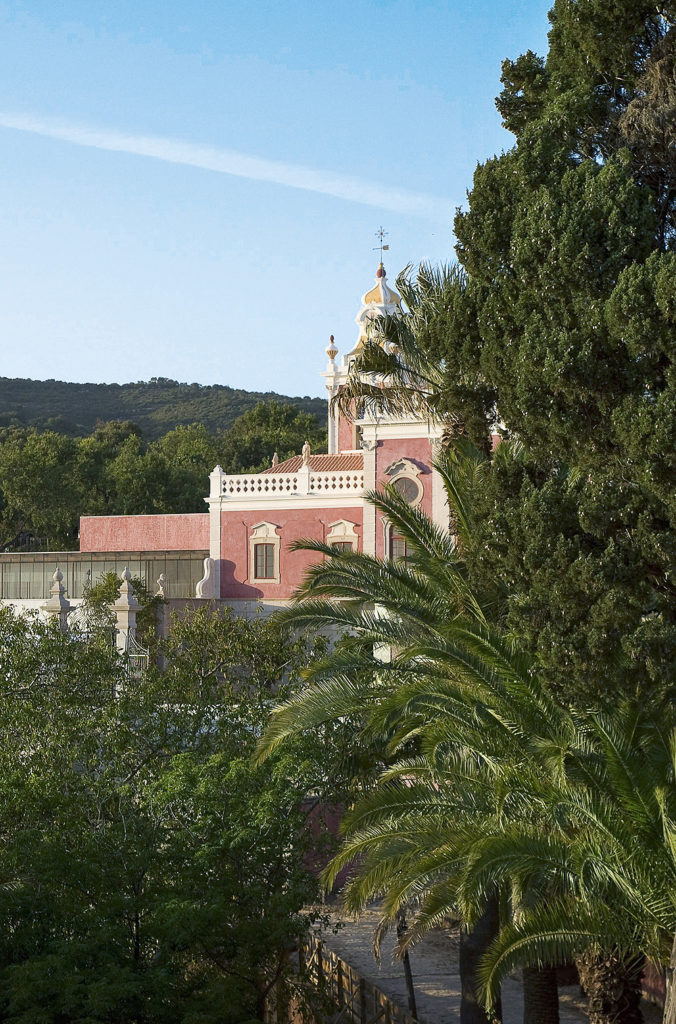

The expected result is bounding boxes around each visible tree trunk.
[576,950,644,1024]
[663,931,676,1024]
[459,895,502,1024]
[522,966,560,1024]
[396,912,418,1019]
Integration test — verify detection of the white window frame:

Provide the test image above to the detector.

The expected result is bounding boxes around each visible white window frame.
[326,519,359,551]
[385,458,423,508]
[249,522,281,584]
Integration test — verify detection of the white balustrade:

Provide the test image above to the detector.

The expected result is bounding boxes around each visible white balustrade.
[216,469,364,498]
[309,472,364,493]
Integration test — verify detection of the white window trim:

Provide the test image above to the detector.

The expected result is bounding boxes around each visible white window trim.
[326,519,359,550]
[383,519,412,562]
[385,458,424,508]
[249,522,281,584]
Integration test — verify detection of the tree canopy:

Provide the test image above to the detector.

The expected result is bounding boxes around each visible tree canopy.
[0,605,346,1024]
[0,376,326,440]
[0,401,326,551]
[365,1,676,706]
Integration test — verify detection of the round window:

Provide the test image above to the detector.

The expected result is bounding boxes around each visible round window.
[391,476,421,504]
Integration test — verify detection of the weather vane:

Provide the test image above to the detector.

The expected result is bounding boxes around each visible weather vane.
[373,226,390,262]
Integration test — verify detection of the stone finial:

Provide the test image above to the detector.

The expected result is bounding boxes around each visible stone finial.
[301,440,311,465]
[271,452,279,469]
[115,567,141,609]
[326,334,338,361]
[42,566,71,632]
[114,568,142,653]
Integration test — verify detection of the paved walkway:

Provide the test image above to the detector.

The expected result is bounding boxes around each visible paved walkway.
[321,905,662,1024]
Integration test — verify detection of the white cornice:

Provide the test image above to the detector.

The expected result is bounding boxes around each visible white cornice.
[206,496,366,513]
[360,420,443,441]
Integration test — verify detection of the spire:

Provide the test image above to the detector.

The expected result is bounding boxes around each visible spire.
[351,257,402,353]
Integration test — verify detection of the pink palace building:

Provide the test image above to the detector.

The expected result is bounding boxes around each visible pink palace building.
[0,263,449,616]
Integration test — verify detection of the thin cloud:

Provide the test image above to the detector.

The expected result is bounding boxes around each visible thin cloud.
[0,112,448,220]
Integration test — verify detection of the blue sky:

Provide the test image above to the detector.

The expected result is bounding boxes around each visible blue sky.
[0,0,551,400]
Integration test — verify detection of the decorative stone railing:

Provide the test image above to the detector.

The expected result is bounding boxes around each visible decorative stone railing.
[209,465,364,500]
[308,471,363,494]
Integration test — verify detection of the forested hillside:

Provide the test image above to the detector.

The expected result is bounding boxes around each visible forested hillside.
[0,402,327,550]
[0,376,326,439]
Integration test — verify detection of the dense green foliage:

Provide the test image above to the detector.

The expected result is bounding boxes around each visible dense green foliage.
[80,569,164,644]
[345,1,676,707]
[282,8,676,1019]
[0,375,326,440]
[0,402,326,550]
[260,445,676,1024]
[220,401,327,474]
[0,605,345,1024]
[451,1,676,705]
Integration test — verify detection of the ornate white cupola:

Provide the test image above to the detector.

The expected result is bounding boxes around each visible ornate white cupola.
[322,248,405,454]
[351,262,402,355]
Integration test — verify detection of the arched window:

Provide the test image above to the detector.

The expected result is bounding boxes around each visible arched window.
[385,458,423,508]
[391,475,421,504]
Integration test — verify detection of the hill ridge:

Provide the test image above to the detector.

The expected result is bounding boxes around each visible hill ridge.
[0,376,327,440]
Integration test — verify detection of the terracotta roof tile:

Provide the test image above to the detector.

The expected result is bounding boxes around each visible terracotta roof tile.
[262,453,364,474]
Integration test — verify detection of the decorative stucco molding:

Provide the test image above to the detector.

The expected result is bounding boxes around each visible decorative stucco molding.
[195,557,218,599]
[248,522,281,584]
[327,519,359,549]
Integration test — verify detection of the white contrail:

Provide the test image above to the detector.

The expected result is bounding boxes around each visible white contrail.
[0,112,448,220]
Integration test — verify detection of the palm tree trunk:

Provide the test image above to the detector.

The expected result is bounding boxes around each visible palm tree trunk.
[396,912,418,1019]
[522,966,559,1024]
[459,895,502,1024]
[663,931,676,1024]
[577,951,644,1024]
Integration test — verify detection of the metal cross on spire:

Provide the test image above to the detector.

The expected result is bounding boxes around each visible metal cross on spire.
[373,226,390,262]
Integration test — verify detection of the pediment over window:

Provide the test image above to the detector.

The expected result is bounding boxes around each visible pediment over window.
[249,522,281,583]
[384,459,423,507]
[385,458,421,478]
[327,520,359,542]
[327,519,359,553]
[250,521,280,540]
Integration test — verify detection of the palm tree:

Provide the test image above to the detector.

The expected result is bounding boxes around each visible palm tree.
[465,700,676,1024]
[327,262,676,1021]
[259,444,676,1024]
[330,695,676,1024]
[259,442,564,1024]
[335,262,496,452]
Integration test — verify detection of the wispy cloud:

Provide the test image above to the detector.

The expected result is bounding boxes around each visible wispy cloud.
[0,112,448,221]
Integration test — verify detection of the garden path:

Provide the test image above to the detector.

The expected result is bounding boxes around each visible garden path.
[322,904,661,1024]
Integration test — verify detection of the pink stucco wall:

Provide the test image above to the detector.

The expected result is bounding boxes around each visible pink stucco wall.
[80,513,210,553]
[219,506,363,599]
[374,437,435,558]
[338,407,355,452]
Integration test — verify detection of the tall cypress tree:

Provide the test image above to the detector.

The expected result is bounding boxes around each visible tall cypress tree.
[441,0,676,704]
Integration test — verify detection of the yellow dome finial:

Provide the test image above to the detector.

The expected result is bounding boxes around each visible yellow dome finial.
[348,234,402,354]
